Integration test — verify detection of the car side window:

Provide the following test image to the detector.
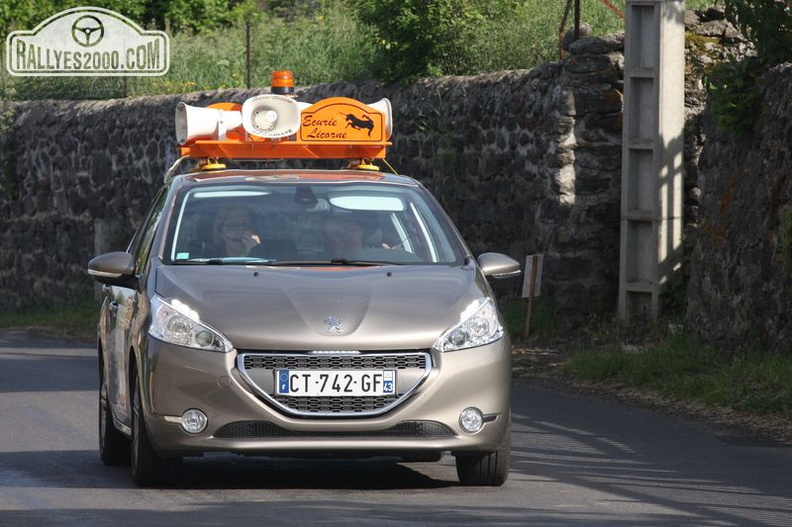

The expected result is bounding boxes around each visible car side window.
[128,188,169,276]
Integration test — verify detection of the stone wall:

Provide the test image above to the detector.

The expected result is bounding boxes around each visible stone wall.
[0,35,626,317]
[683,7,752,231]
[686,64,792,353]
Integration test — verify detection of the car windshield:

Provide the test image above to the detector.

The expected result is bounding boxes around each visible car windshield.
[165,179,468,266]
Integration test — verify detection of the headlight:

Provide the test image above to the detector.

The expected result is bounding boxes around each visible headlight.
[432,298,504,352]
[149,296,233,352]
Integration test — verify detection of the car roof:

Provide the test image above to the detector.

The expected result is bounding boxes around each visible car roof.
[175,169,421,188]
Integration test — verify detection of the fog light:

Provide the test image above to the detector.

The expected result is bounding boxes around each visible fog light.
[180,409,207,434]
[194,329,215,348]
[459,407,484,434]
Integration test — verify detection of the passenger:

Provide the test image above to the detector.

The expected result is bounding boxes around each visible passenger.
[323,215,363,255]
[211,206,262,257]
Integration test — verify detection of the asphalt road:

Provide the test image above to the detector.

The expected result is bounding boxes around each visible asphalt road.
[1,332,791,526]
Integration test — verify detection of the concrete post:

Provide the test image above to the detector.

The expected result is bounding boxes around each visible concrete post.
[618,0,686,320]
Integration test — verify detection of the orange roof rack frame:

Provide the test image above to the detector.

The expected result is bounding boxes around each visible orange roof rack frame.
[175,71,393,162]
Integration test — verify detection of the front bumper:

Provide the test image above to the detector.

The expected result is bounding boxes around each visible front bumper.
[139,336,511,456]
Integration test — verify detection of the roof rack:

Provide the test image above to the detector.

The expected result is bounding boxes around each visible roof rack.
[175,71,392,162]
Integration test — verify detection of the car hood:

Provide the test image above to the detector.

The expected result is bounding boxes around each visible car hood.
[155,264,491,350]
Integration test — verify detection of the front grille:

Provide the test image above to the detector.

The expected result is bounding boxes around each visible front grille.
[215,420,454,439]
[243,354,427,370]
[237,351,432,418]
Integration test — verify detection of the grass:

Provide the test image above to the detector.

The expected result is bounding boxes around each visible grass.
[561,328,792,421]
[0,298,99,342]
[503,297,792,423]
[502,298,560,340]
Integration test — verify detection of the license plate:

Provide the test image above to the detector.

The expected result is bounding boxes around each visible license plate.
[276,370,395,397]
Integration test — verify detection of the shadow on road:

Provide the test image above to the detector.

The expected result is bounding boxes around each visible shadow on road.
[512,380,792,527]
[0,448,453,491]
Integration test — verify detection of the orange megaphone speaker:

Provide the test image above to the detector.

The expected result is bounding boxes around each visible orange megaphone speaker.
[175,102,243,145]
[366,98,393,140]
[241,95,309,139]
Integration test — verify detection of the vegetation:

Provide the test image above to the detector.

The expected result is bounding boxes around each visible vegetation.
[706,57,763,139]
[504,297,792,426]
[1,0,713,100]
[724,0,792,67]
[0,298,99,341]
[502,298,561,340]
[1,0,378,99]
[560,327,792,421]
[707,0,791,137]
[347,0,557,83]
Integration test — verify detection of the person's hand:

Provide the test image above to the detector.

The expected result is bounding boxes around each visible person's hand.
[381,242,406,250]
[241,231,261,251]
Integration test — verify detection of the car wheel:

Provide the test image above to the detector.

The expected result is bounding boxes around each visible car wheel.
[131,372,182,487]
[455,419,511,486]
[99,361,131,466]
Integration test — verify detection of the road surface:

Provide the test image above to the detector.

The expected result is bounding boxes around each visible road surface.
[1,332,791,526]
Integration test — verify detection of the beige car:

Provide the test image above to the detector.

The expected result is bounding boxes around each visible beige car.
[89,167,520,487]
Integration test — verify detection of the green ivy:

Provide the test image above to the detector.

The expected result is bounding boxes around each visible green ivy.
[705,0,791,137]
[706,57,762,138]
[724,0,792,66]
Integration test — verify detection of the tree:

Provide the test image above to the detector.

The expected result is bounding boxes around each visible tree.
[349,0,521,83]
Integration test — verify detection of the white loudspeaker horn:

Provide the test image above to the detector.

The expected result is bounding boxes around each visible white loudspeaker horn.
[175,102,243,145]
[366,98,393,140]
[241,95,309,138]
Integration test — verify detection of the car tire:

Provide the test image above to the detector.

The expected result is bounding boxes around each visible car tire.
[99,360,131,466]
[131,372,182,487]
[455,419,511,487]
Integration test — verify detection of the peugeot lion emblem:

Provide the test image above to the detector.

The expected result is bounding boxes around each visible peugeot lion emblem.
[324,316,344,334]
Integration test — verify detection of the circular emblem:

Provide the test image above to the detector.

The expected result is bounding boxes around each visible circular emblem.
[71,15,104,47]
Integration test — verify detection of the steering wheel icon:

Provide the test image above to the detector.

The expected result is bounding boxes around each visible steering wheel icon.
[71,15,104,47]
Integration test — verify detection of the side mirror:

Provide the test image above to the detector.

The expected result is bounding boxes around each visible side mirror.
[477,252,521,279]
[87,251,138,288]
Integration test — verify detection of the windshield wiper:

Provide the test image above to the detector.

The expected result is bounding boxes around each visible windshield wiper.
[330,258,396,266]
[263,259,397,267]
[173,258,224,264]
[174,257,275,265]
